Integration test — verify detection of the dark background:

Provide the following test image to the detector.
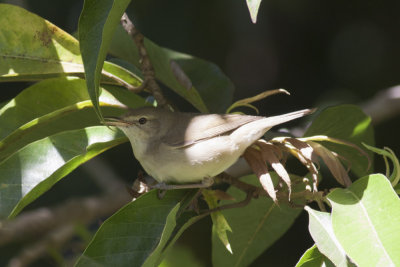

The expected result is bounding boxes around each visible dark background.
[1,0,400,266]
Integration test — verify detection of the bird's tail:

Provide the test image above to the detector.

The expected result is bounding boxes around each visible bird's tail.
[231,108,315,149]
[262,108,316,128]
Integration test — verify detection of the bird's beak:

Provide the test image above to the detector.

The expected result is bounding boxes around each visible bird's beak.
[103,117,132,127]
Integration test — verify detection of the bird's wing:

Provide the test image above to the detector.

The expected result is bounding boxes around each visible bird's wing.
[161,113,261,147]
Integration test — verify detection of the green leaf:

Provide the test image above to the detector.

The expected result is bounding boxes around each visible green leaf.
[327,174,400,266]
[363,144,400,187]
[246,0,263,23]
[0,77,145,162]
[203,189,233,254]
[109,25,234,113]
[78,0,132,120]
[295,245,335,267]
[0,126,126,219]
[212,174,305,267]
[0,4,141,90]
[160,243,205,267]
[0,4,83,80]
[76,190,196,267]
[305,207,354,267]
[305,104,374,177]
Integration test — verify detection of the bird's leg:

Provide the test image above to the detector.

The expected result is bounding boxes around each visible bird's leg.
[151,177,214,190]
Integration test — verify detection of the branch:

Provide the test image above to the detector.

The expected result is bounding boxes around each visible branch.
[361,85,400,124]
[120,12,167,107]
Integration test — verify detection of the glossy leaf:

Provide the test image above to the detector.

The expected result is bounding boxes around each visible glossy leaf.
[305,104,374,177]
[0,77,145,163]
[76,190,196,267]
[212,174,305,267]
[296,245,335,267]
[0,126,126,219]
[109,25,234,113]
[327,174,400,266]
[78,0,132,119]
[305,207,354,267]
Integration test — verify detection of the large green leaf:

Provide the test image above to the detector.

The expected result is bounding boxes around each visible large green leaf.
[305,105,374,177]
[327,174,400,266]
[295,245,335,267]
[305,207,354,267]
[76,189,196,267]
[109,25,233,113]
[78,0,132,119]
[0,126,126,219]
[0,4,83,80]
[212,174,305,267]
[0,77,145,163]
[0,4,141,100]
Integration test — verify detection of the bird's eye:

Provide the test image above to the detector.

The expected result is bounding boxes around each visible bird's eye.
[138,117,147,125]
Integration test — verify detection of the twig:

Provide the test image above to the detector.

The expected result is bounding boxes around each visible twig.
[120,12,167,107]
[0,193,130,246]
[361,85,400,124]
[7,224,76,267]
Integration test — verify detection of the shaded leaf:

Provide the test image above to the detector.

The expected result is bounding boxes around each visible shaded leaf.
[212,174,305,267]
[109,25,234,113]
[203,189,233,254]
[327,174,400,266]
[0,126,126,219]
[296,245,335,267]
[78,0,132,119]
[305,105,374,177]
[76,190,195,267]
[160,243,205,267]
[305,207,354,267]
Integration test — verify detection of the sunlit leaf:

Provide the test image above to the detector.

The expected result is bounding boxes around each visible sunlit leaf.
[363,144,399,187]
[0,77,145,162]
[295,245,335,267]
[0,4,83,80]
[0,126,126,219]
[246,0,263,23]
[327,174,400,266]
[305,207,354,267]
[226,89,289,114]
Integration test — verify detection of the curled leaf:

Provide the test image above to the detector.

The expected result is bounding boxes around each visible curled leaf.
[307,141,352,187]
[243,147,277,201]
[274,137,319,192]
[226,89,290,114]
[256,140,291,198]
[363,143,400,187]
